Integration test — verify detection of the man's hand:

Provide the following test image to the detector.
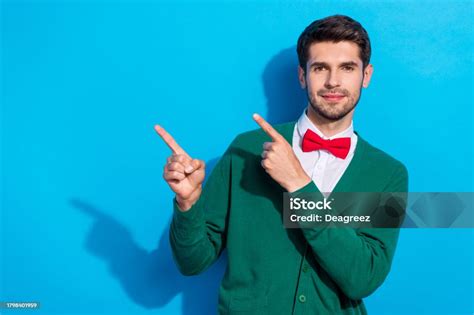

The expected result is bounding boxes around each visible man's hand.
[154,125,205,211]
[253,113,311,192]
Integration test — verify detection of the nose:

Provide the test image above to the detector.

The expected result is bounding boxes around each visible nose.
[324,70,340,89]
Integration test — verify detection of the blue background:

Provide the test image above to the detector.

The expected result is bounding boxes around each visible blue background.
[1,0,473,314]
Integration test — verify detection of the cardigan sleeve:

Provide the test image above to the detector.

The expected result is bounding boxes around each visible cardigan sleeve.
[293,164,408,300]
[168,144,233,276]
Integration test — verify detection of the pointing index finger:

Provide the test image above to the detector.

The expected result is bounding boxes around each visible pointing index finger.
[252,113,284,142]
[154,125,189,157]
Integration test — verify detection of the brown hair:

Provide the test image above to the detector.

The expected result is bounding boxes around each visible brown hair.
[297,15,371,71]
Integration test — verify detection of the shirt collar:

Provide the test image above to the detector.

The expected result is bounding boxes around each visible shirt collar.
[297,109,354,140]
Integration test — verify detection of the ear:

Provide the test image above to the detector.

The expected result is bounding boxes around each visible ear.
[298,65,306,89]
[362,64,374,88]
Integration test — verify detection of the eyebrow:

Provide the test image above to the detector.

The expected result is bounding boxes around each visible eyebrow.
[309,61,359,68]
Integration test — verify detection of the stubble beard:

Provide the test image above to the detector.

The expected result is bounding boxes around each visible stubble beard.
[307,85,363,122]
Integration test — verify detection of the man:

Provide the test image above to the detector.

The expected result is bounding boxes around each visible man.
[155,15,408,315]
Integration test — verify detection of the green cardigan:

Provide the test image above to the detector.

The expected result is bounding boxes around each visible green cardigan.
[169,121,408,315]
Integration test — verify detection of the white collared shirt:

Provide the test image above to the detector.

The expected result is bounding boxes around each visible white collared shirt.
[292,109,358,196]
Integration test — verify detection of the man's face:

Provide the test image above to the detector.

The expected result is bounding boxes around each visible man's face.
[298,41,373,121]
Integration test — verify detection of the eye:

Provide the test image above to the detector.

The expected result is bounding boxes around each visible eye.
[313,66,326,72]
[342,66,355,72]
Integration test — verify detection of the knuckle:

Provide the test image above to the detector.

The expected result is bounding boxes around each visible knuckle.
[172,154,183,163]
[169,162,181,170]
[170,171,183,179]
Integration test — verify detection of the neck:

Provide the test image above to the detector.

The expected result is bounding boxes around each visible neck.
[306,105,354,138]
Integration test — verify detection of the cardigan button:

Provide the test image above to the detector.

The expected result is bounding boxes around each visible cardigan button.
[302,264,309,273]
[298,294,306,303]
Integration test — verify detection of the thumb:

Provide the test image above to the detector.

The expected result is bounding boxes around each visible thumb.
[185,159,205,174]
[191,159,205,170]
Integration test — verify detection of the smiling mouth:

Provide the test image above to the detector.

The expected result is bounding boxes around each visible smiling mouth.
[321,94,345,101]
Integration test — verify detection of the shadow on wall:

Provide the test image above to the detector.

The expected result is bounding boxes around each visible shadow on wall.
[71,46,307,315]
[70,158,224,315]
[262,46,306,125]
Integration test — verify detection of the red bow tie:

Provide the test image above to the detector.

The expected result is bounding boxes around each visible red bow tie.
[302,129,351,159]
